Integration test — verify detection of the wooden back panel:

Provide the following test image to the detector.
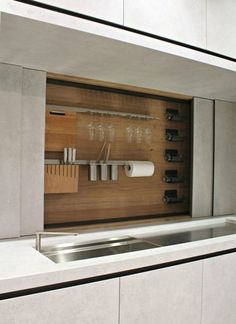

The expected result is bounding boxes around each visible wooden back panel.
[45,81,191,225]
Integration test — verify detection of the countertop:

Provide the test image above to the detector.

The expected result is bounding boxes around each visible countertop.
[0,215,236,295]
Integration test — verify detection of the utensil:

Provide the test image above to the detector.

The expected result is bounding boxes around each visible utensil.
[100,163,109,181]
[89,163,98,181]
[111,165,118,181]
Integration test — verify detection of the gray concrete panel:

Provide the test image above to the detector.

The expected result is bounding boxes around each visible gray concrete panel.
[0,63,22,238]
[192,97,214,217]
[214,100,236,215]
[20,68,46,235]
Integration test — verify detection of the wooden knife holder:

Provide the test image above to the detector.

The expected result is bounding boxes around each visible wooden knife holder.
[45,164,79,194]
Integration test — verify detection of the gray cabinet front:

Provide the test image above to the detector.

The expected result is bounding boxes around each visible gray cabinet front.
[120,261,203,324]
[124,0,207,48]
[202,253,236,324]
[214,100,236,216]
[0,278,119,324]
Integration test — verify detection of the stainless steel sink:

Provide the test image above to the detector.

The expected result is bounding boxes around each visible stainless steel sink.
[135,221,236,247]
[41,236,159,264]
[40,220,236,264]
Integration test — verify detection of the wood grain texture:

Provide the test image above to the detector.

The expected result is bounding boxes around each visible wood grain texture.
[45,215,191,232]
[47,72,192,101]
[45,111,77,152]
[45,164,79,194]
[45,78,191,224]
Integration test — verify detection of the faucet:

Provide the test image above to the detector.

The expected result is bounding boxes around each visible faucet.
[35,232,78,252]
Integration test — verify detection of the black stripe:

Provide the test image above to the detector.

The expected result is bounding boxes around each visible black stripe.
[14,0,236,63]
[190,100,194,215]
[0,247,235,300]
[212,101,216,215]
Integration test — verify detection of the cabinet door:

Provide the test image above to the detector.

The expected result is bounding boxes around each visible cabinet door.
[0,278,119,324]
[207,0,236,58]
[124,0,206,48]
[120,261,203,324]
[202,253,236,324]
[31,0,124,24]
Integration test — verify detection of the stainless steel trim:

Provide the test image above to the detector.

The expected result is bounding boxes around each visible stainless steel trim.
[35,232,78,252]
[111,165,118,181]
[40,236,160,263]
[45,159,127,166]
[47,105,159,120]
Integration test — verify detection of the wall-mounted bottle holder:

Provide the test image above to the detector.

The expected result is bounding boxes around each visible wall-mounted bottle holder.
[165,150,183,162]
[163,170,185,183]
[166,108,184,122]
[165,129,184,142]
[163,190,184,204]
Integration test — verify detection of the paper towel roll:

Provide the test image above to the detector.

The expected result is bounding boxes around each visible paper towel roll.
[125,161,155,177]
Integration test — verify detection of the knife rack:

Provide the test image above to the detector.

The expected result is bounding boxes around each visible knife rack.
[45,164,80,194]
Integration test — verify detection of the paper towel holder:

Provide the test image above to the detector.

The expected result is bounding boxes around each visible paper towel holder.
[124,161,155,177]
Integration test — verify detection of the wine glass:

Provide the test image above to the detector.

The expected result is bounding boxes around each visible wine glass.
[135,127,143,144]
[97,124,105,142]
[87,122,96,141]
[107,124,116,142]
[144,127,152,144]
[126,125,134,143]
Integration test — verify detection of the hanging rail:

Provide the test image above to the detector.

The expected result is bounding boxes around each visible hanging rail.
[47,105,159,120]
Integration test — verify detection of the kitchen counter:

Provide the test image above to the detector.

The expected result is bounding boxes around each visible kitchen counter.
[0,215,236,295]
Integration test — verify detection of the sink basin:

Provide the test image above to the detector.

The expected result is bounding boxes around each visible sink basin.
[42,236,159,264]
[135,220,236,247]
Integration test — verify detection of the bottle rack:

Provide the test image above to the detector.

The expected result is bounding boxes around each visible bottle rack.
[165,129,184,142]
[166,108,184,122]
[163,107,187,205]
[163,190,184,204]
[163,170,185,184]
[165,150,184,163]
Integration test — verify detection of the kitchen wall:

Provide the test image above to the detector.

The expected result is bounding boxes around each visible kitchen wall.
[0,1,235,238]
[0,64,236,239]
[32,0,236,58]
[44,81,191,225]
[0,63,45,239]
